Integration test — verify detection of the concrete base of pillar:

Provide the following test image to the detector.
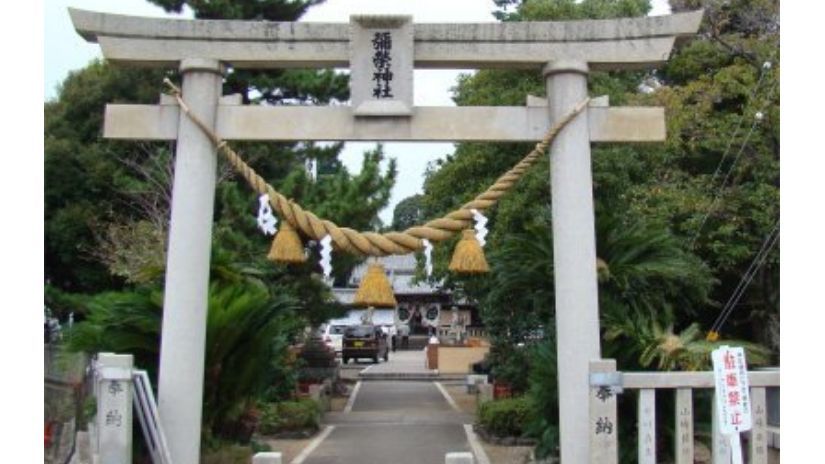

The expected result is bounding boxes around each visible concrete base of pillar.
[252,452,283,464]
[446,451,474,464]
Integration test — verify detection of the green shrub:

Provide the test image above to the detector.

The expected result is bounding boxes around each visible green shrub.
[258,399,321,435]
[477,396,532,437]
[200,444,253,464]
[298,337,337,368]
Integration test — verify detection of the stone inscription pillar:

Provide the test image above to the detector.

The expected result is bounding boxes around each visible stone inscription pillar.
[544,60,602,464]
[157,58,224,464]
[96,353,134,463]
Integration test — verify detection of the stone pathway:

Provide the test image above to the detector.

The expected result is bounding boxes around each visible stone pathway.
[354,348,465,381]
[358,349,434,379]
[291,380,485,464]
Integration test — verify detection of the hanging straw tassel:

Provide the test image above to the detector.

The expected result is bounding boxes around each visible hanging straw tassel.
[596,258,610,283]
[267,222,307,264]
[449,230,489,274]
[353,263,397,308]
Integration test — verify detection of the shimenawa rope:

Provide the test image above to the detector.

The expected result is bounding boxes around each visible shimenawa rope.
[163,78,589,257]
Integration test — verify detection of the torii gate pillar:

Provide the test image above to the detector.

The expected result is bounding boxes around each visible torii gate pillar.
[545,60,602,464]
[157,58,224,464]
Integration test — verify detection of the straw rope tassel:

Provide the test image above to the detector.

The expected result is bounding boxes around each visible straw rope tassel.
[353,263,397,308]
[449,230,489,274]
[267,222,306,264]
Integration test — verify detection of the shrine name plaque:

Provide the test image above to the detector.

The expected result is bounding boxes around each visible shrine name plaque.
[350,15,414,117]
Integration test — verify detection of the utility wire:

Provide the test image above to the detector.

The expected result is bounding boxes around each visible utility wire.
[709,230,778,335]
[706,58,772,187]
[689,53,777,249]
[708,219,779,336]
[717,230,779,328]
[689,117,759,249]
[713,218,778,329]
[689,81,778,249]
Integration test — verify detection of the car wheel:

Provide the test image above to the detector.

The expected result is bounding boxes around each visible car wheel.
[342,357,348,365]
[373,355,379,364]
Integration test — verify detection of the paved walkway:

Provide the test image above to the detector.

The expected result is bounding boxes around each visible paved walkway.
[353,349,464,381]
[292,380,487,464]
[359,349,433,377]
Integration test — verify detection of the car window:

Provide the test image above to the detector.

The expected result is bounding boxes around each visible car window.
[330,325,347,335]
[345,325,374,338]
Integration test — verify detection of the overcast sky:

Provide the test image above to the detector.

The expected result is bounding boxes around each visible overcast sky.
[44,0,671,225]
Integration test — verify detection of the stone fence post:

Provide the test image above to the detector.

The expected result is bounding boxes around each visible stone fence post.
[95,353,134,463]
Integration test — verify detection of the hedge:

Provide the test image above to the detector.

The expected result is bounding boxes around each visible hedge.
[257,398,321,435]
[477,396,532,438]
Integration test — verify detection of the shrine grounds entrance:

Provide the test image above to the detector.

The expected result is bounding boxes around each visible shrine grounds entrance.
[62,8,761,464]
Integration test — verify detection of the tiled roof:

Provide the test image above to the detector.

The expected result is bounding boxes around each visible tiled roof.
[347,254,443,295]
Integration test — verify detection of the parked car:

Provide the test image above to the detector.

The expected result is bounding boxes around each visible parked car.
[322,324,348,354]
[342,325,389,364]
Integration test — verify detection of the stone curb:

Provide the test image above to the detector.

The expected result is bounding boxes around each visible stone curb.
[472,424,537,447]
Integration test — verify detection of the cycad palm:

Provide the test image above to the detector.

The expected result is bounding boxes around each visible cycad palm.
[484,210,719,459]
[66,288,164,377]
[66,269,301,439]
[484,209,715,369]
[596,213,713,323]
[202,280,300,435]
[595,213,718,369]
[607,318,771,371]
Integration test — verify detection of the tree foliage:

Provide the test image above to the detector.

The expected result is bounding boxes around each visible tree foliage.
[418,0,779,459]
[424,0,779,348]
[391,194,426,231]
[45,1,397,299]
[45,62,172,293]
[46,0,397,448]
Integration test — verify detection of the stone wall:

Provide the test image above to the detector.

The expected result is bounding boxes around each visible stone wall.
[436,346,490,374]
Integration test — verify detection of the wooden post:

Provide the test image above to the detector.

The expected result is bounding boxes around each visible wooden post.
[675,388,694,464]
[589,360,618,464]
[637,389,656,464]
[749,387,768,464]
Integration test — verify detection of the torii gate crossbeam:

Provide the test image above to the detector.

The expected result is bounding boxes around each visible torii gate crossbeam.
[70,9,702,464]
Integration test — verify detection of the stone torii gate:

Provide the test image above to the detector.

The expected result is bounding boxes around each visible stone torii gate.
[70,8,702,463]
